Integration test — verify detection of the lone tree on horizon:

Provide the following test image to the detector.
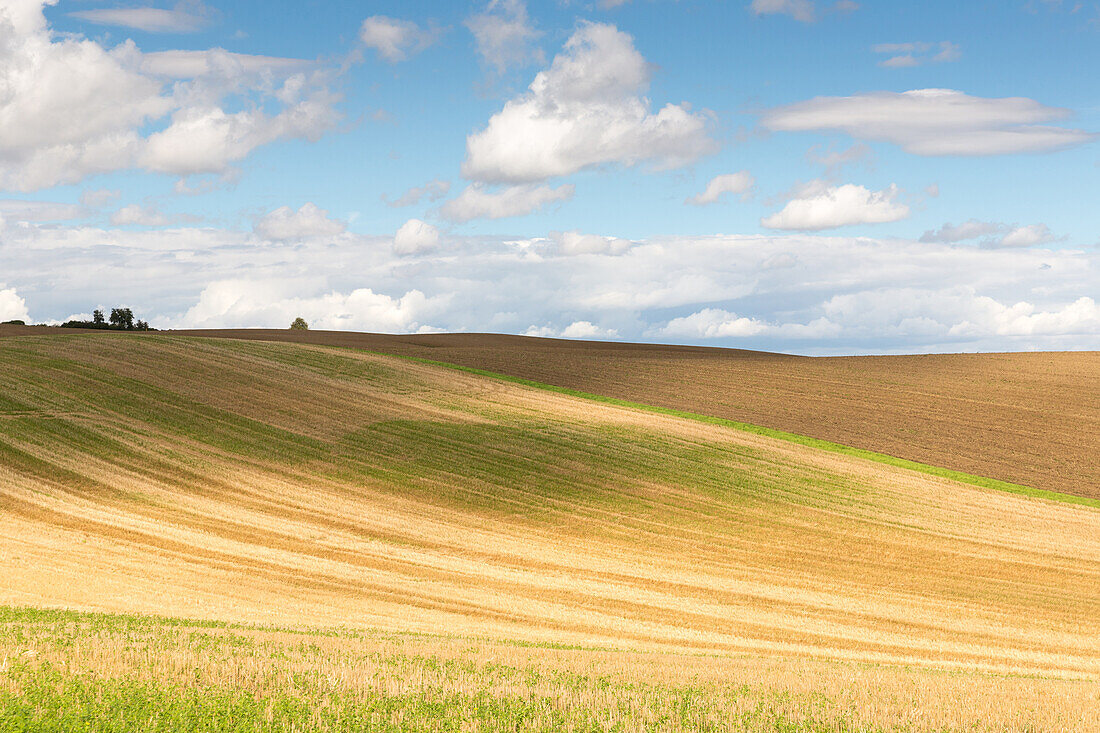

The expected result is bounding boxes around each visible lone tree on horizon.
[290,317,309,330]
[109,308,134,330]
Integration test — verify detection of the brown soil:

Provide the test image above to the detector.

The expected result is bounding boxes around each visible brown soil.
[3,325,1096,497]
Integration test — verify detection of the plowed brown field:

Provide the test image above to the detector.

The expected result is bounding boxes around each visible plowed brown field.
[156,328,1099,499]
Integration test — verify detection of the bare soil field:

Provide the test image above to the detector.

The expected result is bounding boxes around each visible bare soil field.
[158,328,1100,498]
[2,333,1100,730]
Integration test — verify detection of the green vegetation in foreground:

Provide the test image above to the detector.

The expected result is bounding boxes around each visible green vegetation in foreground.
[0,606,884,733]
[359,351,1099,510]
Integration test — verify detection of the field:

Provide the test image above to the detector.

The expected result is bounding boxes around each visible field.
[169,328,1100,499]
[1,331,1099,730]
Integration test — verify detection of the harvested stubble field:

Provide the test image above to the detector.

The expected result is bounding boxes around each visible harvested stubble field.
[1,332,1099,731]
[168,328,1100,499]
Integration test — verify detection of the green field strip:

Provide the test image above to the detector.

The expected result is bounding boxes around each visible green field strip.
[347,349,1098,510]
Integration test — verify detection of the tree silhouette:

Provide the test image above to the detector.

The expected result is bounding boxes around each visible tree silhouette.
[92,309,105,325]
[290,317,309,330]
[110,308,134,330]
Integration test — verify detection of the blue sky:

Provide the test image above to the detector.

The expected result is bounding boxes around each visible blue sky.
[0,0,1097,353]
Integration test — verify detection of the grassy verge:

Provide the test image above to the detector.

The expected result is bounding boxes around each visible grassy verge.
[359,351,1098,510]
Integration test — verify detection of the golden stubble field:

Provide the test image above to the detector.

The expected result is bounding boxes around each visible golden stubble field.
[1,332,1099,730]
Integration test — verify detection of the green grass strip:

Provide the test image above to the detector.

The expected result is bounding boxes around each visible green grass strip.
[354,350,1098,510]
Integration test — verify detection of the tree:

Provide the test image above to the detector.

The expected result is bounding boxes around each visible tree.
[110,308,134,330]
[92,309,105,326]
[135,320,149,331]
[290,317,309,331]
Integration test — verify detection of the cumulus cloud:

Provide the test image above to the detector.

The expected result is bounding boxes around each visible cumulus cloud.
[385,179,452,207]
[465,0,542,73]
[110,204,169,226]
[548,230,633,256]
[949,296,1100,338]
[178,279,447,332]
[761,181,909,230]
[0,1,339,191]
[0,287,31,322]
[393,219,441,255]
[525,321,619,339]
[359,16,440,63]
[762,89,1094,156]
[462,22,716,183]
[686,172,755,205]
[139,81,341,177]
[70,1,212,33]
[254,203,347,241]
[661,308,768,338]
[440,183,573,222]
[873,41,960,68]
[920,219,1061,248]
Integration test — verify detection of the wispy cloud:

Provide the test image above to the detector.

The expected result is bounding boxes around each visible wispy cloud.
[70,1,213,33]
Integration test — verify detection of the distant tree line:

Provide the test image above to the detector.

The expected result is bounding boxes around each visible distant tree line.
[62,308,153,331]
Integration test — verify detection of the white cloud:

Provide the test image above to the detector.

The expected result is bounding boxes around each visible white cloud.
[661,308,768,338]
[548,230,633,256]
[80,188,121,207]
[762,89,1094,156]
[949,296,1100,338]
[465,0,542,74]
[385,179,451,207]
[805,142,873,175]
[920,220,1060,248]
[0,199,84,221]
[873,41,960,68]
[359,16,440,63]
[761,181,909,230]
[462,22,716,183]
[525,320,619,339]
[0,287,31,323]
[2,217,1096,353]
[686,172,755,205]
[70,2,211,33]
[750,0,817,22]
[816,287,1100,342]
[110,204,169,226]
[0,2,340,190]
[996,223,1059,248]
[140,83,340,177]
[254,203,347,241]
[178,279,447,332]
[140,49,311,79]
[393,219,441,255]
[749,0,858,22]
[440,183,573,222]
[663,289,1100,345]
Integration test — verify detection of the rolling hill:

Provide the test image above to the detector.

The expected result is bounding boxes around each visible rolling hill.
[1,331,1099,730]
[167,328,1100,499]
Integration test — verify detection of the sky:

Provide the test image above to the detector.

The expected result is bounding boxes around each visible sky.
[0,0,1098,354]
